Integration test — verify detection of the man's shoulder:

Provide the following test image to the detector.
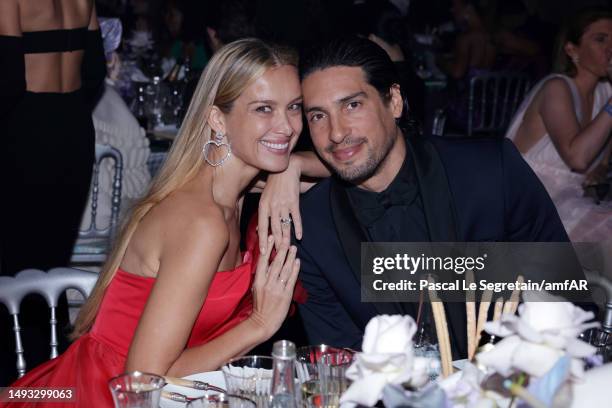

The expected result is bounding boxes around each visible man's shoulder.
[424,135,523,175]
[427,135,507,159]
[300,177,333,209]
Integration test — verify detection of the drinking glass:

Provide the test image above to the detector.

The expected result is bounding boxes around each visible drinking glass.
[296,345,343,401]
[581,328,612,364]
[414,302,442,381]
[108,371,165,408]
[305,393,340,408]
[186,392,256,408]
[317,350,355,397]
[222,356,273,408]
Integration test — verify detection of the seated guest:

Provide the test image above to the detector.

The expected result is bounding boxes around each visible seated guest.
[505,7,612,242]
[5,39,306,406]
[438,0,497,132]
[268,36,570,358]
[353,0,426,124]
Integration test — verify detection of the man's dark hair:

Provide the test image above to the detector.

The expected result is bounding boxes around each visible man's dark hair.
[300,36,417,132]
[300,36,399,100]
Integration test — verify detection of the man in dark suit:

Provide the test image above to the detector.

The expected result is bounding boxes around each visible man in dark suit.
[294,37,569,358]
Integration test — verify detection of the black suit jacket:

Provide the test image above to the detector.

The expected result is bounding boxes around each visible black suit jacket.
[295,135,569,357]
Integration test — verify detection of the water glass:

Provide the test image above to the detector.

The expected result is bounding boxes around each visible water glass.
[222,356,273,408]
[296,345,343,401]
[108,371,165,408]
[317,350,355,397]
[186,392,256,408]
[305,393,340,408]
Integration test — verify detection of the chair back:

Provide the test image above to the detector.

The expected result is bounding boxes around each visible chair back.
[71,144,123,264]
[467,71,531,137]
[0,268,98,377]
[80,144,123,240]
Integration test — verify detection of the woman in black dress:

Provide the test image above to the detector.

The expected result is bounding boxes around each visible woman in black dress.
[0,0,106,384]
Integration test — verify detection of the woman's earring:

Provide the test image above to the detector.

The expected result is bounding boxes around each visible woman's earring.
[572,55,580,65]
[203,131,232,167]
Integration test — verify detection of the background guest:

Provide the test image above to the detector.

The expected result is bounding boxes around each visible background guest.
[0,0,106,385]
[438,0,497,132]
[505,7,612,242]
[353,0,426,124]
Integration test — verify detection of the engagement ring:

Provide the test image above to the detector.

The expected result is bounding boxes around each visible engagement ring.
[280,217,292,225]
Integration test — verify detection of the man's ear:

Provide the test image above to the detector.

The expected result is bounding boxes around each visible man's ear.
[389,83,403,119]
[207,106,226,135]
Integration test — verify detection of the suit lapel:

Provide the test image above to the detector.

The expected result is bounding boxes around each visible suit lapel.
[330,178,406,317]
[407,136,460,241]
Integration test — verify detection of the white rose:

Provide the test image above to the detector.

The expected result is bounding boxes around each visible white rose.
[362,314,416,354]
[340,315,434,407]
[477,291,599,378]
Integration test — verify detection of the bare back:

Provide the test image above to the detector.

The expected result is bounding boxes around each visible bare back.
[18,0,97,92]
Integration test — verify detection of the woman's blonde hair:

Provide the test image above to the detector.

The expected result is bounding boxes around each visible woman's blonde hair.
[72,38,297,338]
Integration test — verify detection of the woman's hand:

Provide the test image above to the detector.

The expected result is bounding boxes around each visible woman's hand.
[249,235,300,339]
[583,162,609,187]
[258,156,303,252]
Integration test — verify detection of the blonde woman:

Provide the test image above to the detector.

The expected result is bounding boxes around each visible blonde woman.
[6,39,303,407]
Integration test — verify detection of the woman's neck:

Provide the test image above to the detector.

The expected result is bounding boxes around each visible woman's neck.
[209,159,260,211]
[572,69,600,98]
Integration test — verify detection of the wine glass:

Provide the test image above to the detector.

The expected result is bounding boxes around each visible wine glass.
[108,371,165,408]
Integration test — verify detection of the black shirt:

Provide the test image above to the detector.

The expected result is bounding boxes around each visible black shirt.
[346,152,429,242]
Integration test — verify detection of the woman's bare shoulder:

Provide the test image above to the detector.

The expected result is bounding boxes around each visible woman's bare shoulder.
[126,192,228,274]
[154,192,228,245]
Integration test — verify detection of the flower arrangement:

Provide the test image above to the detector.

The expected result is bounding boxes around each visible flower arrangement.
[338,291,609,408]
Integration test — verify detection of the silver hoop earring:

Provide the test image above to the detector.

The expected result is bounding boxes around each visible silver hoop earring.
[203,131,232,167]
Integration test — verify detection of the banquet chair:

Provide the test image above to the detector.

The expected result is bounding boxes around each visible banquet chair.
[70,144,123,265]
[0,267,98,377]
[433,71,531,137]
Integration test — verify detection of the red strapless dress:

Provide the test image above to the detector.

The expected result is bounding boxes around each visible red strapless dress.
[1,235,258,407]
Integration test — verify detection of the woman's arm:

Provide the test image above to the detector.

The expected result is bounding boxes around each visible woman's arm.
[167,236,299,376]
[583,139,612,186]
[539,79,612,172]
[125,213,230,375]
[125,212,300,376]
[257,150,330,251]
[82,3,106,109]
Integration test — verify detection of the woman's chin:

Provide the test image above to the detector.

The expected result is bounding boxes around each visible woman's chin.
[257,158,290,173]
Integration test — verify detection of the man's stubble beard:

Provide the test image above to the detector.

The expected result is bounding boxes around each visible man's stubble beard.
[328,130,398,185]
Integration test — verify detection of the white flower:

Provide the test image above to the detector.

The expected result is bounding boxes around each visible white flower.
[438,362,509,408]
[476,291,599,378]
[340,315,436,407]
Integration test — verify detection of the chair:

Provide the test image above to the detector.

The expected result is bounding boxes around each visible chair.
[433,71,531,137]
[70,144,123,265]
[0,268,99,377]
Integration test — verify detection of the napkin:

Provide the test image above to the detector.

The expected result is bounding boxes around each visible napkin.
[340,315,437,407]
[476,291,599,378]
